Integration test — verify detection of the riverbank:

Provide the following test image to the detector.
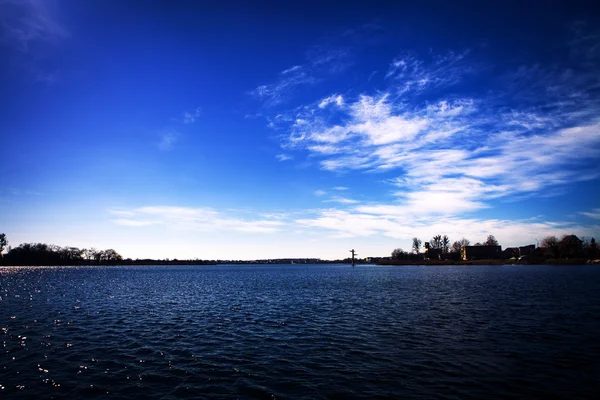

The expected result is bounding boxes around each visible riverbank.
[377,258,597,266]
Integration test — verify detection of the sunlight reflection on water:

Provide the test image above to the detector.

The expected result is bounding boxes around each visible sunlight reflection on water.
[1,264,599,399]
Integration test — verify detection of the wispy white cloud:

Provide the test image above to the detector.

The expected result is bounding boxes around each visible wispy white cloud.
[324,196,359,204]
[0,0,68,52]
[295,208,599,246]
[580,208,600,220]
[182,107,201,124]
[276,153,293,162]
[245,27,600,251]
[108,209,135,217]
[319,94,344,108]
[112,219,161,227]
[333,186,348,191]
[385,49,474,94]
[281,65,302,74]
[158,131,179,151]
[108,204,598,255]
[267,45,600,219]
[250,40,351,106]
[1,0,68,83]
[252,68,317,106]
[111,206,285,234]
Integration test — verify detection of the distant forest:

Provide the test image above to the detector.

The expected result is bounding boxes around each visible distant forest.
[0,233,213,266]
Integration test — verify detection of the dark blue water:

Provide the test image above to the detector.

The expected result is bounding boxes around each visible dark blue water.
[1,264,599,399]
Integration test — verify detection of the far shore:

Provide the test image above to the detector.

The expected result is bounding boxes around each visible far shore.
[1,258,599,267]
[377,258,598,266]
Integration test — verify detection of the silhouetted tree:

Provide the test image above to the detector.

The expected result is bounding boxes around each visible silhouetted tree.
[442,235,450,254]
[3,242,122,266]
[0,233,7,257]
[590,238,598,258]
[430,235,443,250]
[102,249,123,262]
[484,235,499,246]
[451,237,470,254]
[412,237,422,254]
[4,243,59,265]
[392,248,407,260]
[451,241,461,253]
[559,234,582,258]
[541,235,558,248]
[59,247,83,264]
[541,235,559,258]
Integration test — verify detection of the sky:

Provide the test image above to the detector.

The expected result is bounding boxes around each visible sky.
[1,0,600,260]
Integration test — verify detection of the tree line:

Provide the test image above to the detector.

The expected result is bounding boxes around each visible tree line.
[392,234,499,260]
[537,235,597,259]
[391,233,598,261]
[0,234,123,266]
[0,233,218,266]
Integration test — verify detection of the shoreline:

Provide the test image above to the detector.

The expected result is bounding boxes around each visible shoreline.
[1,258,599,267]
[377,258,598,266]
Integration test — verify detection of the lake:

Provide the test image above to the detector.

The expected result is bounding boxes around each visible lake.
[1,264,599,399]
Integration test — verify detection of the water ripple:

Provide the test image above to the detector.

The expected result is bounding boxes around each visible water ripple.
[1,265,599,398]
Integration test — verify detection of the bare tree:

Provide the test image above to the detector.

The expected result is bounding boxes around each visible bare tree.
[484,235,499,246]
[451,238,470,252]
[412,237,422,254]
[451,241,461,253]
[431,235,443,249]
[540,236,559,248]
[540,235,559,258]
[442,235,450,254]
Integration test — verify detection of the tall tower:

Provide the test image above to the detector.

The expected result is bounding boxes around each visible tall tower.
[349,249,357,266]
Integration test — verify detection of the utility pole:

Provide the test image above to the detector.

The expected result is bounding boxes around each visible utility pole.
[349,249,357,266]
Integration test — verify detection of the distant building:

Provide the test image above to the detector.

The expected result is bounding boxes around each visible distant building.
[424,248,442,260]
[518,245,536,257]
[461,245,502,260]
[503,247,520,258]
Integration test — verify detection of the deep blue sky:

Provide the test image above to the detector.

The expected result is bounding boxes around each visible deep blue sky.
[1,0,599,259]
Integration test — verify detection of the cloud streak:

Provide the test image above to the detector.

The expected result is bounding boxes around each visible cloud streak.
[276,153,293,162]
[249,34,354,107]
[580,208,600,220]
[295,208,599,246]
[0,0,68,52]
[109,204,597,251]
[111,206,285,234]
[1,0,68,84]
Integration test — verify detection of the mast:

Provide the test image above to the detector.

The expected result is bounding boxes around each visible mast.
[349,249,357,266]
